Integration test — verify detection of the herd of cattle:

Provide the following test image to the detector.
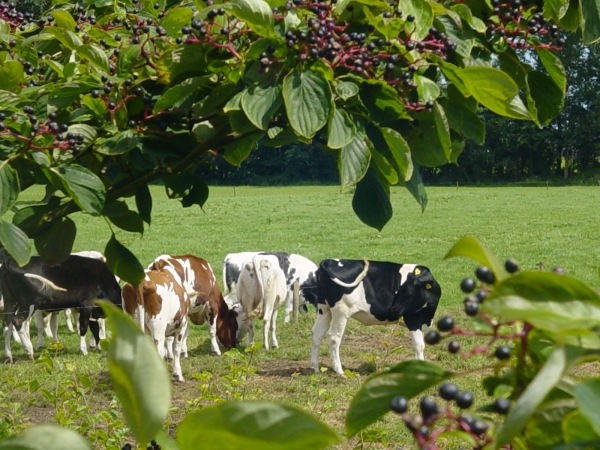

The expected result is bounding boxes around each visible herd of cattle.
[0,249,442,381]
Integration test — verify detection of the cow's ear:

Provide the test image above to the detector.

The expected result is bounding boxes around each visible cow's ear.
[245,262,253,271]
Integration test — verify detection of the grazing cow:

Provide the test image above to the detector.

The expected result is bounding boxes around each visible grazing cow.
[222,252,318,322]
[236,254,287,350]
[310,259,442,376]
[147,255,238,356]
[0,250,122,362]
[122,266,190,382]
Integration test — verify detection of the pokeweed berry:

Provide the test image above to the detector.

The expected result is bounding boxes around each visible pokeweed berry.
[438,383,458,401]
[424,330,440,345]
[436,315,454,332]
[460,277,476,293]
[419,396,438,417]
[493,398,511,415]
[390,396,408,414]
[505,258,519,273]
[447,340,460,354]
[455,391,474,409]
[475,266,495,284]
[464,301,478,316]
[471,419,488,436]
[494,345,511,360]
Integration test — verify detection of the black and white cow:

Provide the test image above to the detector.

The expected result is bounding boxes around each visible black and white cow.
[0,250,122,362]
[222,252,317,322]
[309,258,442,376]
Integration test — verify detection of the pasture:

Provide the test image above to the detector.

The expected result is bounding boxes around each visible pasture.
[1,185,599,449]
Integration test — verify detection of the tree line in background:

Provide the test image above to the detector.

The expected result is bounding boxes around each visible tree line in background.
[197,30,600,186]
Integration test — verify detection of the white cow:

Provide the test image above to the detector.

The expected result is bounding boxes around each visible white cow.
[236,254,287,350]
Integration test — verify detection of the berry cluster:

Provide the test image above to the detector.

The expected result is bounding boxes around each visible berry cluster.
[0,1,46,32]
[390,383,510,450]
[423,259,523,360]
[0,107,85,155]
[485,0,564,50]
[121,439,161,450]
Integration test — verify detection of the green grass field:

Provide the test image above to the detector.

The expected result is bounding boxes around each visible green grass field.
[1,185,599,448]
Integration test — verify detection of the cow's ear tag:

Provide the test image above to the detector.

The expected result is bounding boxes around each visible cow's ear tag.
[425,283,432,290]
[414,268,421,275]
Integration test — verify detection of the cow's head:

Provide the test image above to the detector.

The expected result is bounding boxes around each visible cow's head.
[231,303,250,342]
[217,301,240,350]
[396,266,442,312]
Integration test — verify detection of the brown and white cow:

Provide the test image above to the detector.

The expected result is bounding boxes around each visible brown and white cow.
[147,255,238,356]
[122,266,190,382]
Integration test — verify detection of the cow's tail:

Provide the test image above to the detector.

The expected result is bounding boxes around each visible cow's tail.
[254,256,270,320]
[136,282,145,331]
[329,258,370,288]
[222,256,229,295]
[23,274,67,292]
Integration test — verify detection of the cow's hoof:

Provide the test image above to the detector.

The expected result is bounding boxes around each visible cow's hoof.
[182,353,189,358]
[27,354,35,361]
[173,376,185,383]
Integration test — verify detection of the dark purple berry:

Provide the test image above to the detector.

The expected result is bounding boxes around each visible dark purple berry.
[406,14,415,22]
[424,330,440,345]
[493,398,510,414]
[471,420,488,436]
[475,266,495,285]
[494,345,511,360]
[464,301,478,316]
[438,383,458,401]
[447,340,460,354]
[505,259,519,273]
[436,316,454,332]
[419,396,438,417]
[390,396,408,414]
[460,277,476,293]
[455,391,474,409]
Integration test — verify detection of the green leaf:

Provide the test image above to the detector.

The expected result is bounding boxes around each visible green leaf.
[526,71,564,126]
[222,132,262,166]
[543,0,570,22]
[405,165,427,212]
[407,107,452,167]
[380,127,413,182]
[47,82,96,113]
[335,81,359,100]
[117,45,142,76]
[536,47,567,92]
[109,211,145,234]
[241,83,283,130]
[482,272,600,333]
[160,7,194,35]
[104,234,145,285]
[68,124,98,148]
[416,75,440,102]
[34,218,76,265]
[50,11,77,30]
[0,424,91,450]
[339,133,371,189]
[444,236,508,283]
[76,45,109,72]
[359,81,409,123]
[82,95,108,118]
[100,302,171,447]
[225,0,275,37]
[327,108,356,149]
[283,69,332,139]
[284,9,301,31]
[370,149,398,185]
[346,360,452,436]
[572,380,600,437]
[95,130,140,155]
[177,401,340,450]
[439,99,485,145]
[0,60,24,92]
[352,167,392,231]
[580,0,600,44]
[458,67,532,120]
[135,185,152,225]
[0,163,19,217]
[398,0,433,40]
[495,347,567,448]
[181,178,209,209]
[562,410,600,443]
[153,77,206,114]
[49,165,105,215]
[0,219,31,266]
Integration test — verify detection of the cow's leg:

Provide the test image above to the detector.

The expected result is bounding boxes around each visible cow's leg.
[16,310,35,360]
[165,336,174,360]
[33,310,46,350]
[246,319,255,347]
[77,309,94,356]
[269,307,279,349]
[43,312,53,338]
[171,322,187,382]
[4,319,14,362]
[65,308,75,333]
[409,325,427,360]
[208,315,221,355]
[283,290,293,324]
[180,325,188,358]
[405,312,434,361]
[310,305,332,372]
[49,311,59,341]
[327,309,350,377]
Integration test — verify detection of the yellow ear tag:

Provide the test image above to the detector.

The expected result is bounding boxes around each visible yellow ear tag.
[425,283,432,290]
[414,268,421,275]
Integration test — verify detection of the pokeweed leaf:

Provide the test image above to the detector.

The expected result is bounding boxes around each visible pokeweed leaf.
[339,133,371,189]
[0,219,31,266]
[225,0,275,37]
[0,424,91,450]
[351,167,392,231]
[346,360,452,436]
[327,107,356,149]
[495,347,567,448]
[34,218,76,265]
[135,185,153,225]
[0,163,19,217]
[49,165,105,215]
[444,236,508,283]
[241,83,283,130]
[177,401,340,450]
[104,234,145,285]
[100,302,171,447]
